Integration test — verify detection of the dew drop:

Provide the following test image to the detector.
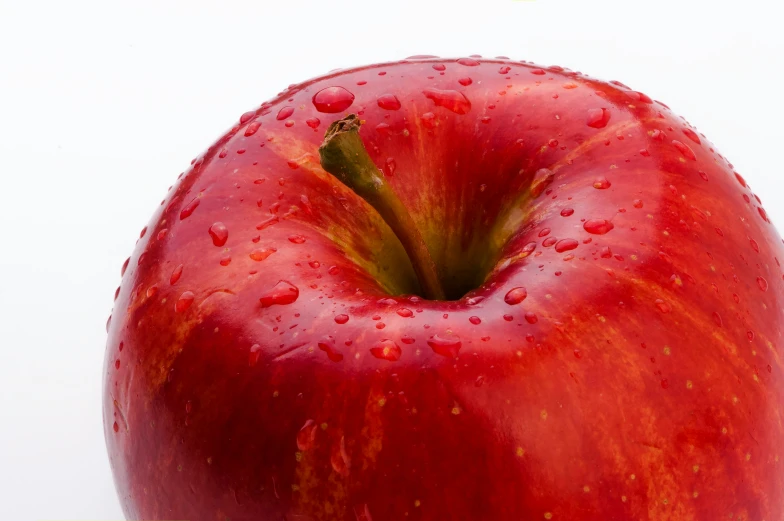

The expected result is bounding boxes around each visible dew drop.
[712,311,722,327]
[757,276,769,291]
[682,128,701,144]
[750,239,759,252]
[113,421,119,433]
[318,337,344,362]
[524,311,538,324]
[259,281,299,307]
[175,291,195,312]
[244,121,261,137]
[180,198,200,220]
[458,77,473,86]
[530,68,546,75]
[542,237,557,247]
[312,87,355,113]
[583,219,614,235]
[560,208,574,217]
[370,339,402,361]
[170,264,184,285]
[504,287,527,305]
[593,177,611,189]
[655,299,671,313]
[586,108,611,129]
[554,238,578,253]
[256,215,280,231]
[306,117,320,129]
[422,88,471,114]
[239,111,255,124]
[121,257,130,276]
[672,140,696,160]
[469,316,482,325]
[432,63,446,71]
[625,91,653,103]
[334,314,349,324]
[276,107,294,120]
[330,436,350,476]
[396,308,413,318]
[296,419,318,451]
[457,58,480,66]
[427,333,462,358]
[250,247,277,261]
[377,94,401,111]
[288,235,306,244]
[208,222,229,246]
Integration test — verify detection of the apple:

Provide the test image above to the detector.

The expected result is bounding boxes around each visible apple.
[104,56,784,521]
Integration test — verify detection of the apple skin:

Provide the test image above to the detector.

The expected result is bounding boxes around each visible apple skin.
[104,57,784,521]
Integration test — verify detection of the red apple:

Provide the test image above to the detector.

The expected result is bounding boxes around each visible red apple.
[104,56,784,521]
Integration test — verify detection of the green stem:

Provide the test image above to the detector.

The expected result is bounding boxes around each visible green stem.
[318,115,445,300]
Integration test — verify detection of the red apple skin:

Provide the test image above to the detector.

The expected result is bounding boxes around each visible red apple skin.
[104,57,784,521]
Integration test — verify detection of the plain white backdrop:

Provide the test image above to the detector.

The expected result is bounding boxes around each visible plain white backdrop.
[1,0,782,519]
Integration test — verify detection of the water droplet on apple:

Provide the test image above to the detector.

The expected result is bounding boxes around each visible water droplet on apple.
[593,177,611,189]
[249,344,261,367]
[583,219,614,235]
[383,157,397,177]
[542,237,557,247]
[312,87,355,113]
[334,314,349,324]
[750,239,760,253]
[422,88,471,114]
[297,420,317,451]
[524,311,538,324]
[180,197,200,220]
[586,108,611,129]
[469,316,481,325]
[113,421,119,433]
[175,291,195,312]
[239,111,255,124]
[504,287,527,305]
[432,63,446,71]
[427,333,462,358]
[244,121,261,137]
[318,337,344,362]
[377,94,401,111]
[208,222,229,247]
[370,339,402,361]
[554,238,578,253]
[276,106,294,120]
[306,117,320,129]
[682,128,701,144]
[331,436,350,476]
[250,247,277,261]
[457,58,480,66]
[560,208,574,217]
[259,281,299,308]
[757,276,769,291]
[170,264,184,285]
[458,77,473,86]
[288,235,306,244]
[712,311,723,327]
[655,299,671,313]
[396,308,413,317]
[256,215,280,231]
[672,140,696,160]
[625,91,653,103]
[530,68,546,75]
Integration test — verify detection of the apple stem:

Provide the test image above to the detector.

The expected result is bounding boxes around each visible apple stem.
[319,114,446,300]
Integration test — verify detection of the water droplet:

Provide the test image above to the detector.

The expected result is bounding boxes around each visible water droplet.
[554,238,578,253]
[297,420,317,451]
[712,311,722,327]
[208,222,229,246]
[276,107,294,120]
[331,436,350,476]
[170,264,184,285]
[625,91,653,103]
[503,314,513,322]
[498,65,511,74]
[146,285,158,298]
[318,337,344,362]
[180,197,200,220]
[458,77,473,86]
[750,239,759,252]
[115,359,120,369]
[504,287,527,305]
[312,87,355,113]
[586,108,611,129]
[655,299,671,313]
[593,177,611,189]
[560,208,574,217]
[250,247,277,261]
[735,172,747,187]
[240,111,255,124]
[427,333,462,358]
[539,228,551,237]
[377,94,402,111]
[682,128,701,144]
[288,235,306,244]
[113,421,119,433]
[661,378,669,389]
[583,219,614,235]
[334,314,349,324]
[542,237,558,247]
[249,344,261,367]
[383,157,397,177]
[244,121,261,137]
[457,58,480,66]
[757,276,769,291]
[396,308,413,318]
[121,257,130,276]
[469,316,481,325]
[633,199,643,208]
[524,311,538,324]
[370,339,402,361]
[672,140,696,160]
[530,68,546,75]
[422,88,471,114]
[306,117,320,129]
[259,281,299,307]
[256,215,280,231]
[432,63,446,71]
[175,291,195,312]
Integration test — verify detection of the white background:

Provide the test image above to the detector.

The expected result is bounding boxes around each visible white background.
[1,0,782,519]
